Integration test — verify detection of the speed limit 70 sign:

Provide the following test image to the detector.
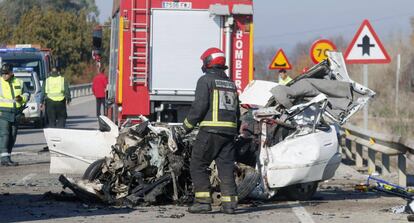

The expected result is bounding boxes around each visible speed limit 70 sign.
[310,39,337,64]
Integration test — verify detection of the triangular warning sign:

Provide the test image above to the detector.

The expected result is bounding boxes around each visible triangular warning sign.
[344,20,391,64]
[269,49,292,70]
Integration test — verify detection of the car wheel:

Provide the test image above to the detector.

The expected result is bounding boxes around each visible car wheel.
[210,164,260,204]
[236,165,261,201]
[281,181,318,201]
[82,159,105,181]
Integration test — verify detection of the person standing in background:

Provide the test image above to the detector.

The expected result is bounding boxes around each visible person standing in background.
[277,69,292,85]
[41,67,71,128]
[92,67,108,117]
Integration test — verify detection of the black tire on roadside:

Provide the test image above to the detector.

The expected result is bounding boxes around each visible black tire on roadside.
[236,166,261,201]
[281,181,318,201]
[82,159,105,181]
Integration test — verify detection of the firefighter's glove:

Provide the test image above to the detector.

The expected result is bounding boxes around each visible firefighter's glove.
[15,95,23,103]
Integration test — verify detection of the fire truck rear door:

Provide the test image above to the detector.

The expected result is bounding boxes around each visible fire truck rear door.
[150,9,222,95]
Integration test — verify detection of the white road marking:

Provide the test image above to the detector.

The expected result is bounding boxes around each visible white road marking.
[12,151,38,156]
[16,173,37,186]
[289,202,315,223]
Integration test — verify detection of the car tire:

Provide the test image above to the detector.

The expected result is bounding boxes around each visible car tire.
[281,181,318,201]
[210,165,260,204]
[236,166,261,201]
[82,159,105,181]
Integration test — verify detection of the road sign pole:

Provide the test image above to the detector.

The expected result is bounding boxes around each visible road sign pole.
[363,64,368,130]
[395,54,401,116]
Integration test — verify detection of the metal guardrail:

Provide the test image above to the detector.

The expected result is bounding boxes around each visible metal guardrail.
[69,83,92,98]
[340,124,414,187]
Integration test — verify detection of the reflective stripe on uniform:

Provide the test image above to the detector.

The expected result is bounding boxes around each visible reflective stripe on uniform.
[195,192,210,198]
[200,121,236,128]
[183,118,194,129]
[212,89,218,122]
[200,89,236,128]
[221,196,238,202]
[0,98,15,103]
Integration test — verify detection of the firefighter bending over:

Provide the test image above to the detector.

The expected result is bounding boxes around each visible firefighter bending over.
[180,48,240,214]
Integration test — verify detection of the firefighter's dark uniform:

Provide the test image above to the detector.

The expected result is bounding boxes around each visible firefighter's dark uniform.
[0,67,29,166]
[41,71,71,128]
[183,67,239,212]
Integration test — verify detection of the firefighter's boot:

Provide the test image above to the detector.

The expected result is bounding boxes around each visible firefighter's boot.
[188,202,212,214]
[220,196,238,214]
[188,192,212,214]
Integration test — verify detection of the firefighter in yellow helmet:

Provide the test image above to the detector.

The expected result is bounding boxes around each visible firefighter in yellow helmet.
[0,63,29,166]
[41,67,71,128]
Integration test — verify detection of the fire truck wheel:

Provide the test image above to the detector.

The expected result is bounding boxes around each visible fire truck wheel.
[82,159,105,181]
[281,181,318,201]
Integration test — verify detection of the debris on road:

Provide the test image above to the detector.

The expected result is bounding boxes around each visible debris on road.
[42,191,80,202]
[59,120,197,206]
[156,213,185,218]
[389,205,407,214]
[363,175,414,215]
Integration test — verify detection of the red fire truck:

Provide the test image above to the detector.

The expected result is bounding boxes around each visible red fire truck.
[107,0,254,124]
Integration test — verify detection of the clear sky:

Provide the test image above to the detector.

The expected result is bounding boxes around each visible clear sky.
[97,0,414,53]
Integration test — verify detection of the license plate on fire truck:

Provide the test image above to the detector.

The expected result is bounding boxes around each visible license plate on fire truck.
[162,1,192,9]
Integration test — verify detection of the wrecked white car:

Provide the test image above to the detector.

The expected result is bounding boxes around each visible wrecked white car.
[238,52,375,200]
[44,52,375,205]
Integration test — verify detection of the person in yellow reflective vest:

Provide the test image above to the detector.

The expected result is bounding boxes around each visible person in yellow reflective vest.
[181,48,240,214]
[41,67,71,128]
[278,69,292,85]
[0,63,29,166]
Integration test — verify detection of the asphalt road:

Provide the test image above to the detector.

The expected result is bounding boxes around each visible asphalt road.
[0,96,410,223]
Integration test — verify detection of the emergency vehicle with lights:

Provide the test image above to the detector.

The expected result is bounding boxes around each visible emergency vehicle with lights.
[0,45,53,127]
[106,0,254,124]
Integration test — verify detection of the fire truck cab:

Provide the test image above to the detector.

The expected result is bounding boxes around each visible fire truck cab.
[108,0,254,124]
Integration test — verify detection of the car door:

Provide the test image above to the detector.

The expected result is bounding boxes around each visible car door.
[44,116,118,174]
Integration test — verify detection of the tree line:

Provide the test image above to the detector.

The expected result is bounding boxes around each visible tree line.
[0,0,107,83]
